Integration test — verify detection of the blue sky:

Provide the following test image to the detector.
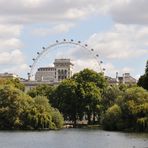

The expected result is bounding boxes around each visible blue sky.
[0,0,148,79]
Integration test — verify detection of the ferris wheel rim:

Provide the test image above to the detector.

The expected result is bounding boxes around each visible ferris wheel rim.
[28,39,105,80]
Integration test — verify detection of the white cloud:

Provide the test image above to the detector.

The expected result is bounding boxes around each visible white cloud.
[0,38,23,51]
[102,63,135,78]
[0,25,22,38]
[0,0,147,25]
[110,0,148,24]
[32,23,75,36]
[0,0,109,24]
[1,63,30,77]
[87,24,148,59]
[0,50,25,64]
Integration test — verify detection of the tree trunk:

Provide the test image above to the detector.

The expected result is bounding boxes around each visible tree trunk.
[87,112,91,125]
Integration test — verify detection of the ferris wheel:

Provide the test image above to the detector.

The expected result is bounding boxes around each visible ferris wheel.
[28,39,105,81]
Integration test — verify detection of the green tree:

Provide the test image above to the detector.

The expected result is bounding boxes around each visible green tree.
[51,79,79,126]
[51,109,64,129]
[102,85,122,111]
[102,104,122,130]
[0,85,64,130]
[72,68,108,90]
[0,85,33,129]
[27,84,54,98]
[81,82,102,124]
[6,78,25,91]
[138,60,148,90]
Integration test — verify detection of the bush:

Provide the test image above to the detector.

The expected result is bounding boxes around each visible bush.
[102,104,122,130]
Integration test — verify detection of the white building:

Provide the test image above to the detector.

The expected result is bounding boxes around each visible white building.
[106,73,137,85]
[0,72,18,79]
[35,59,73,82]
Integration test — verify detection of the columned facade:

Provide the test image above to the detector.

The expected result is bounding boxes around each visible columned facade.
[35,59,73,82]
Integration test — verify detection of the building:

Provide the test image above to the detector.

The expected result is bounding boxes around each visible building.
[106,72,137,85]
[118,73,137,84]
[0,72,18,79]
[35,59,73,82]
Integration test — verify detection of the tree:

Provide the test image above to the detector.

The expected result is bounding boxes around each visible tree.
[0,85,33,129]
[0,85,64,130]
[102,104,122,130]
[27,84,54,98]
[138,60,148,90]
[6,78,25,91]
[80,82,102,124]
[72,68,108,90]
[102,85,122,111]
[51,79,80,126]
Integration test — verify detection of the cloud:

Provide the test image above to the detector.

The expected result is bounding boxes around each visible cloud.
[102,63,134,77]
[32,23,75,36]
[0,25,22,38]
[1,64,30,77]
[0,50,25,64]
[0,24,27,76]
[110,0,148,24]
[0,0,147,25]
[0,0,109,24]
[0,24,23,51]
[0,38,23,51]
[87,24,148,59]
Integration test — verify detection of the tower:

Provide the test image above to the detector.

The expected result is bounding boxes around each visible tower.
[54,59,73,82]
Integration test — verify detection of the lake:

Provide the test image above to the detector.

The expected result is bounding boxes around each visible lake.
[0,129,147,148]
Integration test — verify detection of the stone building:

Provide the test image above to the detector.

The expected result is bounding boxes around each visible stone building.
[118,73,137,84]
[0,72,18,79]
[35,59,73,82]
[106,72,137,85]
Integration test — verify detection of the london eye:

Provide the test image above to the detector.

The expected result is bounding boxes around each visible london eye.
[28,39,105,81]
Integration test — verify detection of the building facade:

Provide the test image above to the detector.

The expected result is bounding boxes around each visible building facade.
[0,72,18,79]
[35,59,73,82]
[106,72,137,85]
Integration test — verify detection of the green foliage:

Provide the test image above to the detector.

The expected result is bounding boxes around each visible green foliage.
[51,79,79,124]
[27,84,54,98]
[50,69,105,125]
[138,60,148,90]
[81,82,102,124]
[6,78,25,91]
[102,87,148,132]
[0,85,63,130]
[51,109,64,129]
[72,68,108,90]
[102,85,122,111]
[102,104,122,130]
[0,85,32,129]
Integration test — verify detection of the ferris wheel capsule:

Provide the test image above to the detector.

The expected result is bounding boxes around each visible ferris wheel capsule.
[32,58,35,61]
[71,39,73,42]
[91,49,94,51]
[63,39,66,41]
[42,47,45,50]
[96,54,99,57]
[29,65,32,68]
[103,68,106,71]
[85,44,88,47]
[37,52,40,55]
[78,41,81,43]
[100,61,103,64]
[56,40,59,43]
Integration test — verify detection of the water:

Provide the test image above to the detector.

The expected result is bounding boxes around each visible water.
[0,129,147,148]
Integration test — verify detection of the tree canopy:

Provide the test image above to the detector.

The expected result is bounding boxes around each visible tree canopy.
[138,60,148,90]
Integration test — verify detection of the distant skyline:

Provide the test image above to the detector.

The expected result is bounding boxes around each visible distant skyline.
[0,0,148,79]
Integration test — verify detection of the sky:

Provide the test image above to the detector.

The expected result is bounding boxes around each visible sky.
[0,0,148,79]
